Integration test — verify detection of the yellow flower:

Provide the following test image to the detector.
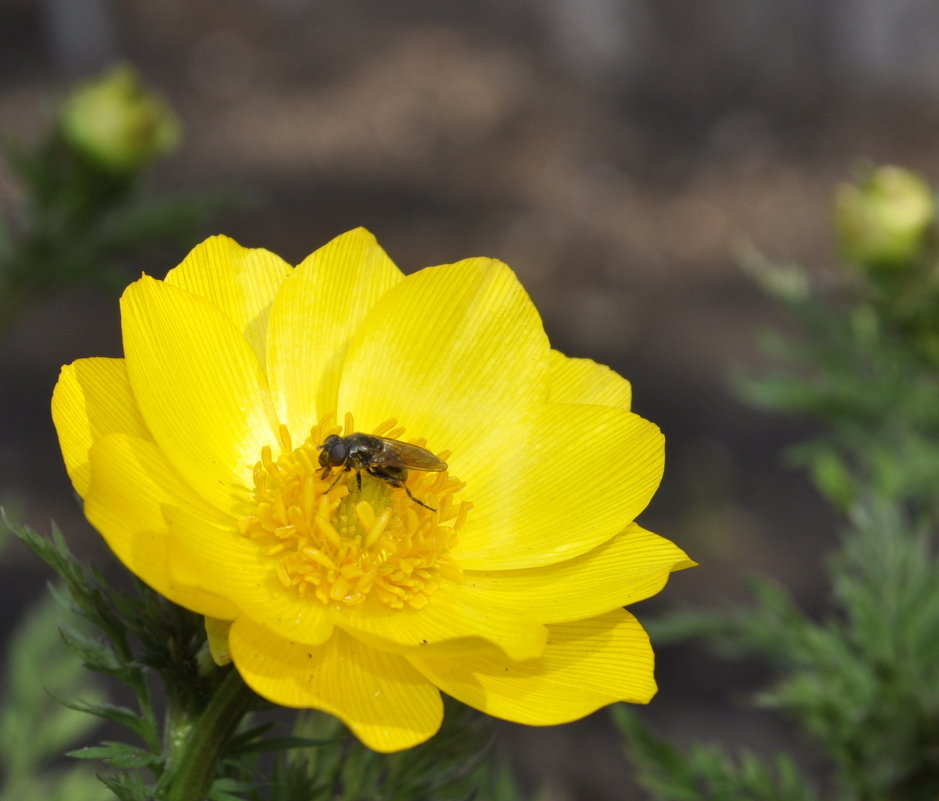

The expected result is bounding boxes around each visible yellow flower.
[52,229,693,752]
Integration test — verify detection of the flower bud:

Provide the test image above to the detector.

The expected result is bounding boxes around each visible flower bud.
[834,166,934,270]
[60,65,180,173]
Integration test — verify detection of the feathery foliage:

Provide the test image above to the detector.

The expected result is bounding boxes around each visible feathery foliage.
[621,165,939,801]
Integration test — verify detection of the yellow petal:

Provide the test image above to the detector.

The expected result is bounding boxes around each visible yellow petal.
[548,349,632,409]
[462,524,694,623]
[455,403,665,570]
[51,358,150,497]
[164,235,292,370]
[205,617,233,665]
[120,275,279,513]
[409,609,656,725]
[334,583,547,661]
[336,257,550,476]
[229,617,443,752]
[267,228,404,442]
[162,503,335,647]
[84,433,238,619]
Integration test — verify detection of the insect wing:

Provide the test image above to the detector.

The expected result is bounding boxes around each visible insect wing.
[371,437,447,472]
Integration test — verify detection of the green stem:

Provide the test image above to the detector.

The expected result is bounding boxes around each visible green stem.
[164,667,256,801]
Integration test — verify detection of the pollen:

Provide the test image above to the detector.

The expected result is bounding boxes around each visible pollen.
[238,416,469,610]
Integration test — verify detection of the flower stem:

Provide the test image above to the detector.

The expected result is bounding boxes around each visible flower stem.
[164,667,256,801]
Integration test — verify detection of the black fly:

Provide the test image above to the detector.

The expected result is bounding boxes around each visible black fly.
[317,433,446,511]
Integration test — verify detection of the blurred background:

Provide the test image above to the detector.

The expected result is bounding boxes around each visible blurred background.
[3,1,939,798]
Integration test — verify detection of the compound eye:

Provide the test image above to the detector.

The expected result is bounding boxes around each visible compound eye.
[327,440,347,464]
[318,436,347,468]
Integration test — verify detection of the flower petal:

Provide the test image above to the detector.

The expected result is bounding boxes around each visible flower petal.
[334,583,548,661]
[548,349,632,409]
[164,235,292,370]
[120,275,279,512]
[455,403,665,570]
[205,617,233,665]
[462,524,694,623]
[229,617,443,752]
[162,503,335,647]
[267,228,404,442]
[84,432,237,619]
[51,357,150,497]
[409,609,656,725]
[336,257,550,474]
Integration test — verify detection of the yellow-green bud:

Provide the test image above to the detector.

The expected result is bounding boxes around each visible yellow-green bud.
[834,166,934,270]
[60,65,180,173]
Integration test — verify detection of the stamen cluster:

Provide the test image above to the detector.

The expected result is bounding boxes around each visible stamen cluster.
[239,422,467,609]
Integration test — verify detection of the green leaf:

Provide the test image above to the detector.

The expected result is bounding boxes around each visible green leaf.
[95,771,153,801]
[615,707,819,801]
[68,743,158,770]
[226,735,339,758]
[57,699,158,748]
[207,777,254,801]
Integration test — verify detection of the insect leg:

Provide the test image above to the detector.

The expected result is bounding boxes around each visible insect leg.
[366,465,438,511]
[403,485,437,512]
[324,466,349,495]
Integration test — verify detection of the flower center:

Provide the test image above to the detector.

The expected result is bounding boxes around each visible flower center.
[238,416,469,610]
